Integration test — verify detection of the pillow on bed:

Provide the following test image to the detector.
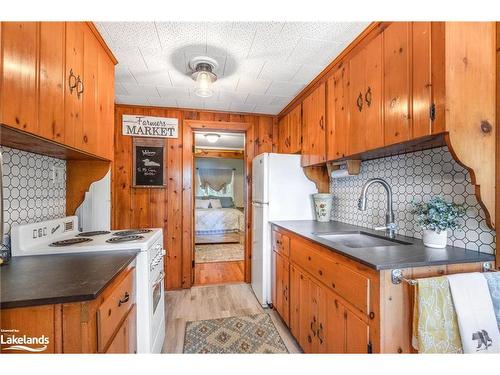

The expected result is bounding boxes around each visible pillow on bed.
[196,199,210,209]
[218,197,235,208]
[209,199,222,209]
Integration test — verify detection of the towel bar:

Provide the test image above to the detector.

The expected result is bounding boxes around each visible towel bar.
[391,262,496,285]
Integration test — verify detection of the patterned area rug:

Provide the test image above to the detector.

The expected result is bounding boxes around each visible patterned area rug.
[195,243,244,263]
[183,313,288,354]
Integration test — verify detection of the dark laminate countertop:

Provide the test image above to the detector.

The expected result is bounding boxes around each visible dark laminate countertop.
[0,250,138,309]
[271,220,495,270]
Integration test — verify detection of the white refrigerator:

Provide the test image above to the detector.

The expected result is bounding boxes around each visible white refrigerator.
[251,153,318,306]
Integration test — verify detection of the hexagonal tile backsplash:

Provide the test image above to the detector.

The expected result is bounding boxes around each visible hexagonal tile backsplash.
[330,146,496,254]
[1,146,66,239]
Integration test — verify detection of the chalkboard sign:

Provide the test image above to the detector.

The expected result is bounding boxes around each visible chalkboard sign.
[132,139,166,187]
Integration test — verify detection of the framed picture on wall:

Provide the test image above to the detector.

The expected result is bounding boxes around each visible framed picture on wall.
[132,138,166,188]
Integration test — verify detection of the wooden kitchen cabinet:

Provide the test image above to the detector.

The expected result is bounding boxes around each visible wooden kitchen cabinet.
[272,250,290,327]
[278,105,302,154]
[0,21,116,161]
[326,64,348,159]
[347,33,383,155]
[301,82,326,166]
[38,22,66,143]
[0,22,38,133]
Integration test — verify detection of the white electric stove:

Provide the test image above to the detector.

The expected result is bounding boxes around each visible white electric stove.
[10,216,166,354]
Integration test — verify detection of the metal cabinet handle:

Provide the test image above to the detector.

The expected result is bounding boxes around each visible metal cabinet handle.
[317,323,324,344]
[356,92,363,111]
[76,76,84,99]
[118,292,130,307]
[68,69,77,94]
[319,116,324,130]
[365,86,372,107]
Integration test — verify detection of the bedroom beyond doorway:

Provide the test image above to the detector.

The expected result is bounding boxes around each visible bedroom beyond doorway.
[193,131,246,285]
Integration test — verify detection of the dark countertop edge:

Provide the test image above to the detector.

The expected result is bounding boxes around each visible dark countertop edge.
[0,251,138,310]
[270,221,495,271]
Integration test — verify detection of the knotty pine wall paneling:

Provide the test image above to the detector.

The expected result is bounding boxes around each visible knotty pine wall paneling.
[113,104,277,289]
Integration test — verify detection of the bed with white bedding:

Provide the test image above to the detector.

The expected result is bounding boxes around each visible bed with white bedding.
[195,207,244,235]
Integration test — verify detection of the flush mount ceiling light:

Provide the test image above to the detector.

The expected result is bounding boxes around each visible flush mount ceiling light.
[189,57,218,98]
[204,133,220,143]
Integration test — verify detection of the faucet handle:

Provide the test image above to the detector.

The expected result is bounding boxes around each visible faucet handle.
[374,223,397,231]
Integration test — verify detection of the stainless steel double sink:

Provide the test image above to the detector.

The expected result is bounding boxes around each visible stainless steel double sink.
[313,231,412,249]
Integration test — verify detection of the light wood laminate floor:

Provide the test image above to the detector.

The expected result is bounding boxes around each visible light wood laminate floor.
[162,283,301,353]
[194,260,245,285]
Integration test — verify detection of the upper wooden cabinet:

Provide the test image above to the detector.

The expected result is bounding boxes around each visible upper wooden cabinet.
[347,33,383,154]
[277,104,301,154]
[301,82,326,166]
[0,22,116,161]
[326,64,348,160]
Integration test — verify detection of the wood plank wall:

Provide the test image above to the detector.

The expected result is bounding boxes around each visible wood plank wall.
[113,104,277,289]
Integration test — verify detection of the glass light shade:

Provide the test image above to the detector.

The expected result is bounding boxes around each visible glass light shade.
[194,71,214,98]
[204,134,220,143]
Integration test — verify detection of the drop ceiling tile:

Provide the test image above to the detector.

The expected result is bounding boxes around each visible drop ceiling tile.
[140,47,185,73]
[247,27,299,60]
[270,96,292,106]
[266,81,305,97]
[121,83,159,97]
[169,70,195,89]
[245,93,274,106]
[202,100,232,112]
[111,47,147,69]
[115,95,150,106]
[206,23,255,59]
[286,38,331,65]
[130,68,172,87]
[258,60,301,82]
[282,22,368,43]
[236,77,271,95]
[214,75,240,91]
[100,22,161,50]
[155,22,207,53]
[218,90,248,104]
[157,86,191,101]
[229,103,256,113]
[292,64,325,85]
[223,57,265,79]
[147,97,178,107]
[176,98,206,109]
[115,82,128,96]
[253,104,283,115]
[115,64,137,84]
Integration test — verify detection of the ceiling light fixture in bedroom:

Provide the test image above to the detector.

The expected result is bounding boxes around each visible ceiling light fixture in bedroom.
[189,57,218,98]
[204,133,221,143]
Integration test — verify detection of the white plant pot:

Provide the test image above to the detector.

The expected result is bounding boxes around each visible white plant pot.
[423,229,448,248]
[313,194,333,222]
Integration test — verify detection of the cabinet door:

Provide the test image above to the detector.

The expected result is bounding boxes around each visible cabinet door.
[301,83,326,166]
[76,25,99,155]
[327,64,348,160]
[1,22,38,133]
[345,307,370,353]
[347,46,366,155]
[64,22,84,147]
[324,291,346,353]
[297,271,313,353]
[383,22,411,145]
[278,115,289,153]
[281,256,290,327]
[38,22,65,143]
[363,33,383,150]
[288,105,302,154]
[273,250,284,319]
[289,264,301,338]
[97,46,115,160]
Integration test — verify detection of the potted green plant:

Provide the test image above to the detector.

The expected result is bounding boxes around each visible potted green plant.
[411,196,465,248]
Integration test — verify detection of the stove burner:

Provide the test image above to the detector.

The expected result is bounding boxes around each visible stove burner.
[113,229,152,237]
[50,237,93,247]
[77,231,111,237]
[106,235,144,243]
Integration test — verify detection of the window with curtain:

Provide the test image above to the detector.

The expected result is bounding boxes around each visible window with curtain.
[197,168,235,199]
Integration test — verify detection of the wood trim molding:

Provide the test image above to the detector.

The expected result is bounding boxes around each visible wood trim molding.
[278,22,385,118]
[194,148,244,159]
[182,119,254,288]
[86,22,118,65]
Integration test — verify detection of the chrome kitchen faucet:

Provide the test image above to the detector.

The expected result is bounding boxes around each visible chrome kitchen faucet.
[357,178,397,238]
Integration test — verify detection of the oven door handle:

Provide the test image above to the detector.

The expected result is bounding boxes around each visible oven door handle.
[153,271,165,287]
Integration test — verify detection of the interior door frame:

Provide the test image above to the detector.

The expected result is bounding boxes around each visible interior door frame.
[182,120,255,287]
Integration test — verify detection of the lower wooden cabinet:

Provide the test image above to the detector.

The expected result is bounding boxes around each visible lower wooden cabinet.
[272,250,290,327]
[105,305,137,354]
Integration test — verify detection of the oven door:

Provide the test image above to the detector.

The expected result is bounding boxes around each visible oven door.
[150,258,165,351]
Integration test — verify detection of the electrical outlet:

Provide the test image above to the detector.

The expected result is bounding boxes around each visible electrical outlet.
[51,166,64,187]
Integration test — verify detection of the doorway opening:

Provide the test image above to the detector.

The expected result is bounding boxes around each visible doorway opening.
[193,131,246,285]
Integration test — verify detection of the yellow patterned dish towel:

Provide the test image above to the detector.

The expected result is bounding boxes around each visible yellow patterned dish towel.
[412,276,463,353]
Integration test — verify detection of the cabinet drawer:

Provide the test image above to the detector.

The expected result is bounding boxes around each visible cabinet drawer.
[290,240,370,315]
[98,268,135,352]
[272,230,290,257]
